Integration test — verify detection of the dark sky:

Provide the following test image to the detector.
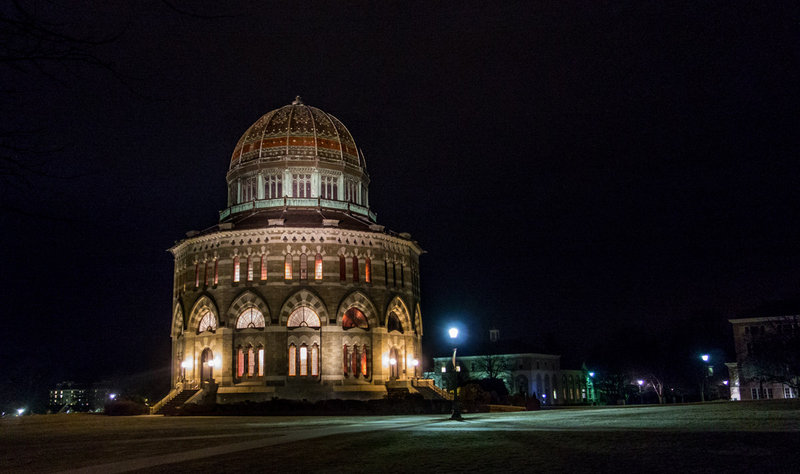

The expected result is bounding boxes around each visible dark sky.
[2,1,799,389]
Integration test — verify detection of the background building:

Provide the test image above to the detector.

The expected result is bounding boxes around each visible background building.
[158,98,424,407]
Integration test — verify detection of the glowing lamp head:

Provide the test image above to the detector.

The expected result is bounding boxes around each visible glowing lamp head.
[588,372,595,377]
[637,380,644,386]
[723,380,729,386]
[448,327,459,339]
[181,360,191,369]
[412,359,419,367]
[16,408,25,416]
[701,354,710,362]
[389,358,397,366]
[109,393,117,400]
[441,366,446,373]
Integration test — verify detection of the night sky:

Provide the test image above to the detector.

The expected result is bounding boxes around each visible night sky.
[2,2,799,399]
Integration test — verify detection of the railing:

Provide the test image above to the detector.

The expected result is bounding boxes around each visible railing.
[218,197,377,221]
[412,378,453,400]
[149,387,180,415]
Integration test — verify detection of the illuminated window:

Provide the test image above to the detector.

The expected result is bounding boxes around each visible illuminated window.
[233,256,240,283]
[387,312,403,333]
[321,175,338,199]
[248,346,255,376]
[260,254,267,280]
[339,255,346,281]
[204,261,209,286]
[288,344,296,376]
[241,176,257,202]
[315,254,323,280]
[300,253,308,280]
[265,174,283,199]
[352,256,359,282]
[342,308,369,330]
[311,344,319,376]
[299,345,308,376]
[361,347,368,377]
[284,254,293,280]
[198,311,217,333]
[237,348,244,377]
[213,259,219,285]
[194,263,200,288]
[343,345,349,375]
[292,173,311,198]
[365,258,371,283]
[247,256,253,281]
[287,307,321,328]
[258,347,264,376]
[236,307,265,329]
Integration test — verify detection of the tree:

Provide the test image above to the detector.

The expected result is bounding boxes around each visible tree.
[741,316,800,394]
[474,354,511,382]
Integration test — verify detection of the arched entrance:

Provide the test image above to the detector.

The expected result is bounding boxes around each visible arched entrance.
[389,347,400,380]
[201,348,214,382]
[516,375,529,397]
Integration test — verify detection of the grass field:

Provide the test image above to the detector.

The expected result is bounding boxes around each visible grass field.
[1,400,798,473]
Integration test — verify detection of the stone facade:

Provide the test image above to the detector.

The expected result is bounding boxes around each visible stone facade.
[168,98,424,402]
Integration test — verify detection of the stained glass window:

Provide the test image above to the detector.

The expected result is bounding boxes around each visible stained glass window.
[198,311,217,332]
[352,256,359,282]
[365,258,371,283]
[237,348,244,377]
[300,253,308,280]
[311,344,319,376]
[236,307,265,329]
[260,254,267,280]
[248,346,255,376]
[288,344,296,376]
[299,345,308,376]
[258,347,264,376]
[315,254,323,280]
[284,254,292,280]
[342,308,369,330]
[287,307,320,328]
[361,346,368,377]
[233,256,240,283]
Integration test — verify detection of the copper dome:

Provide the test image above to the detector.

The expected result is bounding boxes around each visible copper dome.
[229,96,365,173]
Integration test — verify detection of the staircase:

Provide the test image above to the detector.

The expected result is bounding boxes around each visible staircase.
[411,378,453,400]
[151,389,199,415]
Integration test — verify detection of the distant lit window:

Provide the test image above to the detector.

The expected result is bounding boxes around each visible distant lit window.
[213,259,219,285]
[299,345,308,376]
[300,253,308,280]
[198,311,217,333]
[248,346,255,376]
[233,256,240,283]
[287,307,321,328]
[342,308,369,330]
[365,258,371,283]
[311,344,319,376]
[258,347,264,376]
[237,348,244,377]
[321,175,338,199]
[265,174,283,199]
[387,311,403,333]
[260,254,267,280]
[247,256,253,281]
[284,254,293,280]
[292,173,311,198]
[236,307,265,329]
[204,261,209,286]
[361,347,368,376]
[315,254,323,280]
[194,263,200,288]
[339,255,346,281]
[352,256,360,282]
[288,344,296,376]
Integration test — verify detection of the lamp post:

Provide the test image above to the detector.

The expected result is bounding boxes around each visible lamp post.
[700,354,710,402]
[448,327,463,421]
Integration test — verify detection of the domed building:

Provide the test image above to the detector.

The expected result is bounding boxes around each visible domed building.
[162,97,424,404]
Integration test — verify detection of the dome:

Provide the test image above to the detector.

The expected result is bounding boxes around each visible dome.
[221,97,374,223]
[229,96,366,174]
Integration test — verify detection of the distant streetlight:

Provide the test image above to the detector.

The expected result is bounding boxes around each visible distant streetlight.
[700,354,711,402]
[16,408,25,416]
[701,354,709,362]
[448,327,463,421]
[588,372,595,377]
[637,379,644,386]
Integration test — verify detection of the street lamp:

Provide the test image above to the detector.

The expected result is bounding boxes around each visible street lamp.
[700,354,711,402]
[448,327,463,421]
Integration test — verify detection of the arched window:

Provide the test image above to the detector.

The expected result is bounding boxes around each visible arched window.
[237,347,244,377]
[352,256,359,282]
[299,344,308,376]
[361,346,368,377]
[247,255,253,281]
[352,345,359,378]
[284,254,293,280]
[288,344,296,376]
[311,344,319,376]
[233,256,241,283]
[339,255,346,281]
[343,345,349,375]
[342,308,369,330]
[315,254,323,280]
[198,310,217,333]
[258,346,264,376]
[387,311,403,333]
[204,261,209,286]
[236,307,265,329]
[287,307,321,328]
[260,254,267,280]
[248,346,255,376]
[300,253,308,280]
[365,258,371,283]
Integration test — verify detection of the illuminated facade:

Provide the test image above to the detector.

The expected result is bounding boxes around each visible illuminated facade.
[165,98,423,403]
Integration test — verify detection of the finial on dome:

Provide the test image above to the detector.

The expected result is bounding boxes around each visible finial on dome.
[292,95,303,105]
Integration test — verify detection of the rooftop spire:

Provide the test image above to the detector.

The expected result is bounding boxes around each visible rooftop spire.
[292,95,303,105]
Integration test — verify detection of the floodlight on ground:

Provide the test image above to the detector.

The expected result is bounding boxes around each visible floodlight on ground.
[701,354,709,362]
[449,327,459,339]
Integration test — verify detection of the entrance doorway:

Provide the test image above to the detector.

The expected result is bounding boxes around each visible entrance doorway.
[201,348,214,382]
